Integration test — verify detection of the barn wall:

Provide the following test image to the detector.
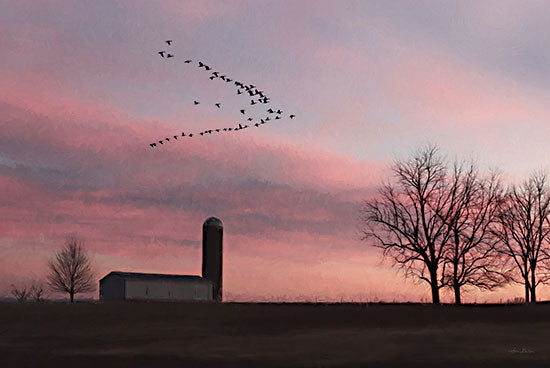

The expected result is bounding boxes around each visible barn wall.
[100,275,125,300]
[125,279,213,301]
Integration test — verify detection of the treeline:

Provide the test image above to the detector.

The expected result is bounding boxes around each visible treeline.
[359,145,550,304]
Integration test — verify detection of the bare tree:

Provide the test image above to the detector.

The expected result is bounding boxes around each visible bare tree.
[440,167,511,304]
[10,284,30,303]
[493,172,550,303]
[29,284,45,302]
[47,236,95,302]
[359,145,460,304]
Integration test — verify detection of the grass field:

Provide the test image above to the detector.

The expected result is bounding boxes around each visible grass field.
[1,301,550,367]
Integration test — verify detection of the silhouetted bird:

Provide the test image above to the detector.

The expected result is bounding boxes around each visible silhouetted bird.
[290,114,295,119]
[194,101,200,105]
[150,143,156,147]
[215,103,221,108]
[276,109,282,114]
[228,128,232,131]
[173,135,178,140]
[251,100,256,105]
[266,117,271,121]
[159,140,164,144]
[248,90,254,96]
[238,123,244,129]
[166,40,173,45]
[275,116,281,120]
[200,132,204,136]
[254,123,259,127]
[158,51,166,57]
[226,78,232,82]
[216,129,220,132]
[244,125,249,128]
[198,61,204,67]
[182,132,186,136]
[165,138,170,141]
[267,108,274,113]
[220,75,226,81]
[189,133,193,137]
[249,84,256,88]
[184,59,192,63]
[205,65,211,71]
[247,117,253,121]
[237,89,242,94]
[167,54,174,58]
[240,109,245,114]
[210,76,216,80]
[223,128,227,131]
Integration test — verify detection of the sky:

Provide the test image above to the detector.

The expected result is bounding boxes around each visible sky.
[2,0,550,302]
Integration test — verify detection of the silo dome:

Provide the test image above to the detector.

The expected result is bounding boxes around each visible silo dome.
[203,217,223,229]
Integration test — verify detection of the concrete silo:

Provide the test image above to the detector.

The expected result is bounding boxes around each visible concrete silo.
[202,217,223,301]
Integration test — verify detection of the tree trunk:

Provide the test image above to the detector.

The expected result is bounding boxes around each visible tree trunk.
[454,283,461,305]
[429,266,440,305]
[70,291,74,303]
[530,267,537,304]
[524,282,530,304]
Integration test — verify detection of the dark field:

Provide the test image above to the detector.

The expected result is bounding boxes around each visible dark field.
[2,302,550,367]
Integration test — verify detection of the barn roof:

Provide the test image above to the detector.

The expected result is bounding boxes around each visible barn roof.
[100,271,211,283]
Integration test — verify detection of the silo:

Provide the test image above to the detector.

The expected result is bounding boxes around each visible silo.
[202,217,223,301]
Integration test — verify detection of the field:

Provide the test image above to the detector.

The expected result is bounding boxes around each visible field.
[1,301,550,367]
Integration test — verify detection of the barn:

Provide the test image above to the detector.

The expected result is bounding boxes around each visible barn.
[99,272,214,301]
[99,217,223,302]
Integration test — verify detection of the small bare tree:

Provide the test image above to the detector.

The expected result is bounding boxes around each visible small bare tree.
[10,284,30,303]
[29,284,45,302]
[47,236,95,302]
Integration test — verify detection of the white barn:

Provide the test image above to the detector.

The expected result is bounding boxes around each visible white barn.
[99,272,214,301]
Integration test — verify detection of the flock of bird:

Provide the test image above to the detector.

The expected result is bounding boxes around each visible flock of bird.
[150,40,295,148]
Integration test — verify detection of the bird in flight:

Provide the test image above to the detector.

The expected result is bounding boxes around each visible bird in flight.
[267,108,274,113]
[165,138,170,141]
[238,123,244,129]
[216,129,220,132]
[166,40,173,45]
[173,135,178,140]
[158,51,166,57]
[247,117,253,121]
[189,133,193,137]
[205,65,211,71]
[240,109,245,114]
[158,140,164,145]
[150,143,157,147]
[182,132,186,136]
[251,100,256,105]
[215,103,221,108]
[194,101,200,105]
[167,54,174,58]
[275,116,281,120]
[237,89,242,95]
[210,76,217,80]
[276,109,282,114]
[289,114,295,119]
[184,59,192,63]
[254,123,259,127]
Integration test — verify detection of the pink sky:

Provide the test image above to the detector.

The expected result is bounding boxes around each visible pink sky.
[3,1,550,302]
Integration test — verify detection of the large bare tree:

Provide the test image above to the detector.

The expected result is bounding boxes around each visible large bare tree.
[47,237,95,302]
[440,167,511,304]
[493,173,550,303]
[359,145,459,304]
